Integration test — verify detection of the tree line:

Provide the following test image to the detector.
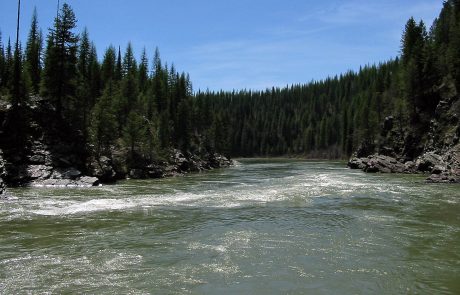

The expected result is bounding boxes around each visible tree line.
[199,0,460,158]
[0,3,225,167]
[0,1,459,161]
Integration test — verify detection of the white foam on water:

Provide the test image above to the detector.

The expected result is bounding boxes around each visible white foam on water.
[2,162,425,219]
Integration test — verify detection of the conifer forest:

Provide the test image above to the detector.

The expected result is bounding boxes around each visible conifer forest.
[0,1,459,185]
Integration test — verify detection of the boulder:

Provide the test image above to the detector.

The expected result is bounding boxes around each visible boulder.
[90,156,117,182]
[415,152,444,172]
[347,157,367,170]
[78,176,100,186]
[51,167,82,180]
[208,153,232,168]
[348,154,410,174]
[426,144,460,183]
[365,155,406,173]
[27,165,53,179]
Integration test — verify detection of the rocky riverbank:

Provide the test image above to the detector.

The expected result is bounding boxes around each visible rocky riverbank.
[0,97,232,194]
[348,79,460,183]
[348,146,460,183]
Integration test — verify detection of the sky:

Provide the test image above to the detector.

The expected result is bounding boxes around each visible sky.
[0,0,444,91]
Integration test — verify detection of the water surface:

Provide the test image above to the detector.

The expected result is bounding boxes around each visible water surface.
[1,159,459,294]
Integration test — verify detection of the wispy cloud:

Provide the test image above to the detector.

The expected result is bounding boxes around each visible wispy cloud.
[167,0,444,91]
[299,0,442,25]
[182,33,393,91]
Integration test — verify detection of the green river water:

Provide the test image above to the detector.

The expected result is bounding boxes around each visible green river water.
[0,159,459,294]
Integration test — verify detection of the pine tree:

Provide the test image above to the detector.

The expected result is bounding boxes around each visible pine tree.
[0,32,5,92]
[101,45,116,87]
[25,7,42,94]
[122,42,137,77]
[176,98,191,151]
[115,46,122,81]
[123,110,146,157]
[89,81,118,156]
[3,38,13,92]
[41,3,79,118]
[152,47,167,112]
[138,47,148,92]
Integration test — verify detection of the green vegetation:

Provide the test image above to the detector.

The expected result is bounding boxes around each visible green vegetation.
[201,0,460,158]
[0,0,459,163]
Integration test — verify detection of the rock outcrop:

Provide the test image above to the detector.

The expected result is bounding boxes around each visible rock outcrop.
[426,144,460,183]
[349,146,460,183]
[125,150,232,180]
[348,154,411,174]
[349,78,460,184]
[0,97,233,191]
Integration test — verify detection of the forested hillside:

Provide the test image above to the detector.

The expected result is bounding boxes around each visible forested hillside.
[0,4,230,187]
[0,1,459,188]
[202,0,460,159]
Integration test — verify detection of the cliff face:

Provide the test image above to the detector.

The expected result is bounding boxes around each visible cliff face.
[349,79,460,183]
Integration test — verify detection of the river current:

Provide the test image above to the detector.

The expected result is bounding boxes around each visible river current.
[0,159,459,294]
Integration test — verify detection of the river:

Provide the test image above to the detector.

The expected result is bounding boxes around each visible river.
[0,159,459,294]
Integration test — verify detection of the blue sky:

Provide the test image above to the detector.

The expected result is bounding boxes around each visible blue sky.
[0,0,443,91]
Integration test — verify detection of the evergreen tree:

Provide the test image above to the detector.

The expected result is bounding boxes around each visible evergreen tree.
[3,38,13,92]
[138,47,148,92]
[0,32,4,92]
[122,42,137,77]
[123,110,146,157]
[115,46,122,81]
[25,7,42,94]
[89,81,118,156]
[101,45,116,87]
[152,47,167,112]
[176,98,191,151]
[41,3,79,118]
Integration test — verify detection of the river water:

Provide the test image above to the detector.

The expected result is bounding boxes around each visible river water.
[0,159,459,294]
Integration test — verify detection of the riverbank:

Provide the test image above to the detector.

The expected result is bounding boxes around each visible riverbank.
[348,145,460,183]
[0,97,232,194]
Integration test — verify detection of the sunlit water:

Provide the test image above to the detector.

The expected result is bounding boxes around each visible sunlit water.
[1,159,459,294]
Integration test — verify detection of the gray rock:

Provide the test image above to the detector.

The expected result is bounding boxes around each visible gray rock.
[404,161,416,173]
[27,165,53,179]
[51,167,82,180]
[348,154,408,174]
[366,155,406,173]
[431,165,446,174]
[348,157,367,170]
[426,144,460,183]
[416,152,444,172]
[78,176,100,187]
[32,176,100,187]
[90,156,116,182]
